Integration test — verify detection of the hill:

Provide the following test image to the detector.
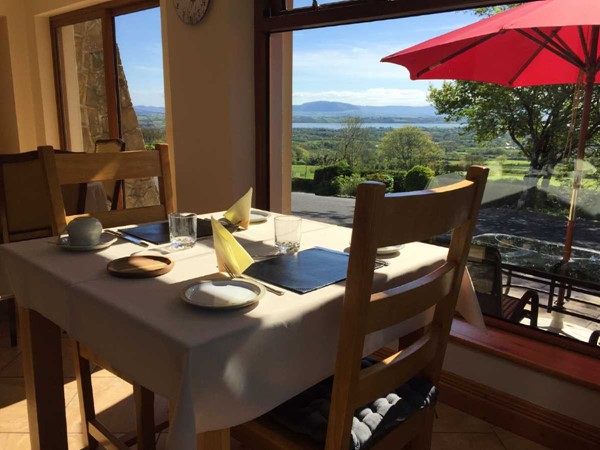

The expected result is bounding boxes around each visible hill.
[292,101,437,119]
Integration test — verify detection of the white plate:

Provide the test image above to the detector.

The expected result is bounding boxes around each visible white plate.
[57,233,117,252]
[377,245,404,255]
[181,279,265,310]
[249,209,270,224]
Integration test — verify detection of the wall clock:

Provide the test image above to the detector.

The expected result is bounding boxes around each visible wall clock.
[173,0,210,25]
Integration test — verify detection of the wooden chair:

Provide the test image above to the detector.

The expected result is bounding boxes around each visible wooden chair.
[95,138,127,210]
[232,166,488,450]
[467,245,539,328]
[0,150,86,346]
[39,144,175,450]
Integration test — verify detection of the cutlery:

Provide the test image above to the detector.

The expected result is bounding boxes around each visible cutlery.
[223,263,285,296]
[105,230,149,247]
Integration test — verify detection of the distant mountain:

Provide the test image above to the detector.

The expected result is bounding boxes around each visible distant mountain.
[134,105,165,115]
[292,101,437,118]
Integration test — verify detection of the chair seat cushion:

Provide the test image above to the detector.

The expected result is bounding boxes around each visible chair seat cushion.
[269,358,437,450]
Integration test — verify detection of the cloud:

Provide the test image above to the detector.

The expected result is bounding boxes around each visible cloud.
[293,88,431,106]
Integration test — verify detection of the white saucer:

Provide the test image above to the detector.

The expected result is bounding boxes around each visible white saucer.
[181,279,265,310]
[57,233,117,252]
[249,210,270,224]
[377,245,404,255]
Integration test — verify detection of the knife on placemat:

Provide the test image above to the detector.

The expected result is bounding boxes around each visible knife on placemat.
[105,230,149,247]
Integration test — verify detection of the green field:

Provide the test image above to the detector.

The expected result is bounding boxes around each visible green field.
[291,165,320,179]
[292,160,596,189]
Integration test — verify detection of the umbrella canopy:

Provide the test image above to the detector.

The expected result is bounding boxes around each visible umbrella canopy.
[382,0,600,264]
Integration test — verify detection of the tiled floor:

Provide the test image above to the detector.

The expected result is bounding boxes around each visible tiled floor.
[0,309,548,450]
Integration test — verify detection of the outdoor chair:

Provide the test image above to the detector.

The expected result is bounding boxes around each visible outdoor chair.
[232,166,488,450]
[467,244,539,328]
[94,138,127,210]
[0,149,86,346]
[39,144,175,450]
[589,330,600,346]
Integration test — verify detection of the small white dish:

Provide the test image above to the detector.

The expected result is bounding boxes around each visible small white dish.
[249,209,270,224]
[181,279,265,310]
[377,245,404,255]
[57,233,117,252]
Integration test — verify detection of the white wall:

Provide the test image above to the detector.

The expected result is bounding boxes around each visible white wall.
[161,0,255,213]
[444,342,600,428]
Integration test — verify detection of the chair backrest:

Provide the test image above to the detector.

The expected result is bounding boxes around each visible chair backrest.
[95,138,126,154]
[0,152,54,242]
[0,150,86,243]
[325,166,488,450]
[94,138,127,210]
[39,144,176,233]
[467,244,503,317]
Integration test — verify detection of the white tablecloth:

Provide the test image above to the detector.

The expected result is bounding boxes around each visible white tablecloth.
[0,214,483,449]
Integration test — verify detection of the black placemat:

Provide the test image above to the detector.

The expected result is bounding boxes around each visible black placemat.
[244,247,384,294]
[119,219,236,245]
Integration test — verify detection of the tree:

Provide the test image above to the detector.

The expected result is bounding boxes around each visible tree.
[336,116,371,169]
[429,5,600,204]
[379,126,444,172]
[429,82,600,183]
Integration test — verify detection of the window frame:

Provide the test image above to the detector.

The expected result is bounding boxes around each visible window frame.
[50,0,160,149]
[255,0,600,359]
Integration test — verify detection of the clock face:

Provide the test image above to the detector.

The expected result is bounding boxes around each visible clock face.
[173,0,210,25]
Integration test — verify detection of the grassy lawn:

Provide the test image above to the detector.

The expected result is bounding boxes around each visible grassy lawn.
[293,159,598,189]
[292,165,320,179]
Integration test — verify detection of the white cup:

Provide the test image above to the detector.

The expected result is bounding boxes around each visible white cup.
[67,217,103,246]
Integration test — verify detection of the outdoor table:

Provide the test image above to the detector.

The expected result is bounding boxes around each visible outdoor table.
[472,233,600,327]
[0,213,483,450]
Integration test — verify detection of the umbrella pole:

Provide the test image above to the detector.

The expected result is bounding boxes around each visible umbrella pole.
[562,72,595,264]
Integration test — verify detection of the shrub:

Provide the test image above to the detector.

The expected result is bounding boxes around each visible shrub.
[313,163,353,196]
[388,170,407,192]
[333,174,366,197]
[363,172,394,193]
[291,178,315,193]
[405,165,435,191]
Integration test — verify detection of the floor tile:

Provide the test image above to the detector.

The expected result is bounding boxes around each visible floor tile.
[432,432,506,450]
[65,376,169,435]
[433,403,494,433]
[0,378,78,433]
[0,432,86,450]
[494,426,550,450]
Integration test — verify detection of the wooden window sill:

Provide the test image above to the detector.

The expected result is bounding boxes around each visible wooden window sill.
[449,318,600,392]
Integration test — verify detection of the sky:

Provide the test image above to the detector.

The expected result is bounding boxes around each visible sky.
[115,5,481,108]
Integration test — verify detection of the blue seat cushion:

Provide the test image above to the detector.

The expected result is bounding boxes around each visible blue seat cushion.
[269,358,437,450]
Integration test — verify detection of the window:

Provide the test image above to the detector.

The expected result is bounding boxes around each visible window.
[51,0,163,152]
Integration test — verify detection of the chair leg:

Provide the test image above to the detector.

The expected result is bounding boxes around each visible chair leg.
[72,340,99,449]
[7,297,17,347]
[407,406,435,450]
[134,384,157,450]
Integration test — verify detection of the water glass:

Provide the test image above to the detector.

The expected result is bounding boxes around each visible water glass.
[274,216,302,254]
[169,212,197,249]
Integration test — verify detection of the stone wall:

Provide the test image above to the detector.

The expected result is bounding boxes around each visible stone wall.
[73,20,159,207]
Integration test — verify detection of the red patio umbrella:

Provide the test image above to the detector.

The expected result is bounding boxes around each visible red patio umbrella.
[382,0,600,264]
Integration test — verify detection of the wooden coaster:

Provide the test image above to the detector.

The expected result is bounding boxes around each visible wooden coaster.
[107,255,174,278]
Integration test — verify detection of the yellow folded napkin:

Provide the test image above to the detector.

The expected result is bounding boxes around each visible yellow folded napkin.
[211,217,254,274]
[223,187,253,230]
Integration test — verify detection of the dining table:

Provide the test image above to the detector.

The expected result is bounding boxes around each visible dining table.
[0,211,484,450]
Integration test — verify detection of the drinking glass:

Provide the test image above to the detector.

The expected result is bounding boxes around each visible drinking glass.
[168,212,197,249]
[274,216,302,254]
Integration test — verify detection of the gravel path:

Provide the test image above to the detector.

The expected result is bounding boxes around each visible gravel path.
[292,192,600,249]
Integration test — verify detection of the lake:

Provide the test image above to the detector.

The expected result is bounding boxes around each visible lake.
[292,122,463,129]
